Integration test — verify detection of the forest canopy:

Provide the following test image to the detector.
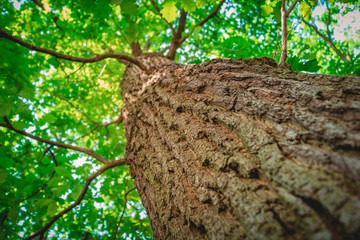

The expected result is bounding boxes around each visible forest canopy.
[0,0,359,239]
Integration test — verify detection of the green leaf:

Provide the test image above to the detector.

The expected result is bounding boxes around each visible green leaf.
[273,1,281,23]
[23,185,35,196]
[261,5,273,16]
[35,199,56,214]
[0,100,13,117]
[353,68,360,77]
[181,0,196,12]
[303,59,321,72]
[8,206,19,221]
[193,26,202,34]
[0,157,15,169]
[303,52,317,60]
[12,121,27,130]
[160,1,178,22]
[54,166,72,177]
[70,183,83,201]
[47,200,58,217]
[120,0,138,15]
[110,0,122,5]
[42,113,57,124]
[195,0,206,8]
[0,169,6,184]
[21,86,35,99]
[300,1,312,21]
[287,57,321,73]
[50,183,70,197]
[42,156,52,165]
[48,177,61,187]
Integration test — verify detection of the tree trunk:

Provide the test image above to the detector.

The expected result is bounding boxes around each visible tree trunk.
[121,55,360,240]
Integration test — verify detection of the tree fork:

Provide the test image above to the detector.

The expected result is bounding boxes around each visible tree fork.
[121,55,360,239]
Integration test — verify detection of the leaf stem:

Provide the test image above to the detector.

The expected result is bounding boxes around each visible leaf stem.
[113,187,136,240]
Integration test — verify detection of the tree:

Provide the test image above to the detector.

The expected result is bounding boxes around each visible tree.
[0,0,359,239]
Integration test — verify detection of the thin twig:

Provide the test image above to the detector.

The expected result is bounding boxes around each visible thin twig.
[17,150,59,204]
[37,145,54,164]
[68,63,86,78]
[43,89,99,125]
[287,8,312,41]
[25,158,128,240]
[286,0,300,17]
[325,1,332,39]
[0,29,148,72]
[31,0,61,30]
[178,0,225,47]
[167,9,188,60]
[42,87,118,130]
[55,59,70,86]
[159,46,170,55]
[279,0,288,65]
[51,118,117,147]
[113,187,136,240]
[273,27,280,59]
[150,0,176,35]
[279,0,300,66]
[301,18,350,62]
[195,0,225,28]
[0,117,108,164]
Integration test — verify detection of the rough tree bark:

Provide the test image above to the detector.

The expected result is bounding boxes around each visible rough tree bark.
[121,55,360,240]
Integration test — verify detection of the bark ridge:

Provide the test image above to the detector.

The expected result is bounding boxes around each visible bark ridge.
[121,55,360,240]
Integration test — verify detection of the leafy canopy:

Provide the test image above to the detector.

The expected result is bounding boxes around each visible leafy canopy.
[0,0,359,239]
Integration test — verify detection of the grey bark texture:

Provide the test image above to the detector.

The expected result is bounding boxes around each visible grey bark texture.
[121,55,360,240]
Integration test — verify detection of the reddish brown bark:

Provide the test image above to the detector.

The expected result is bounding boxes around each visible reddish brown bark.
[131,42,143,57]
[121,55,360,239]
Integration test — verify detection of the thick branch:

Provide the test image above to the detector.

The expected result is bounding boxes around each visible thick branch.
[0,117,108,164]
[25,158,128,240]
[176,10,188,39]
[0,29,148,71]
[131,42,143,57]
[286,0,300,17]
[301,19,350,62]
[167,10,188,60]
[113,187,136,240]
[31,0,45,9]
[279,0,299,66]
